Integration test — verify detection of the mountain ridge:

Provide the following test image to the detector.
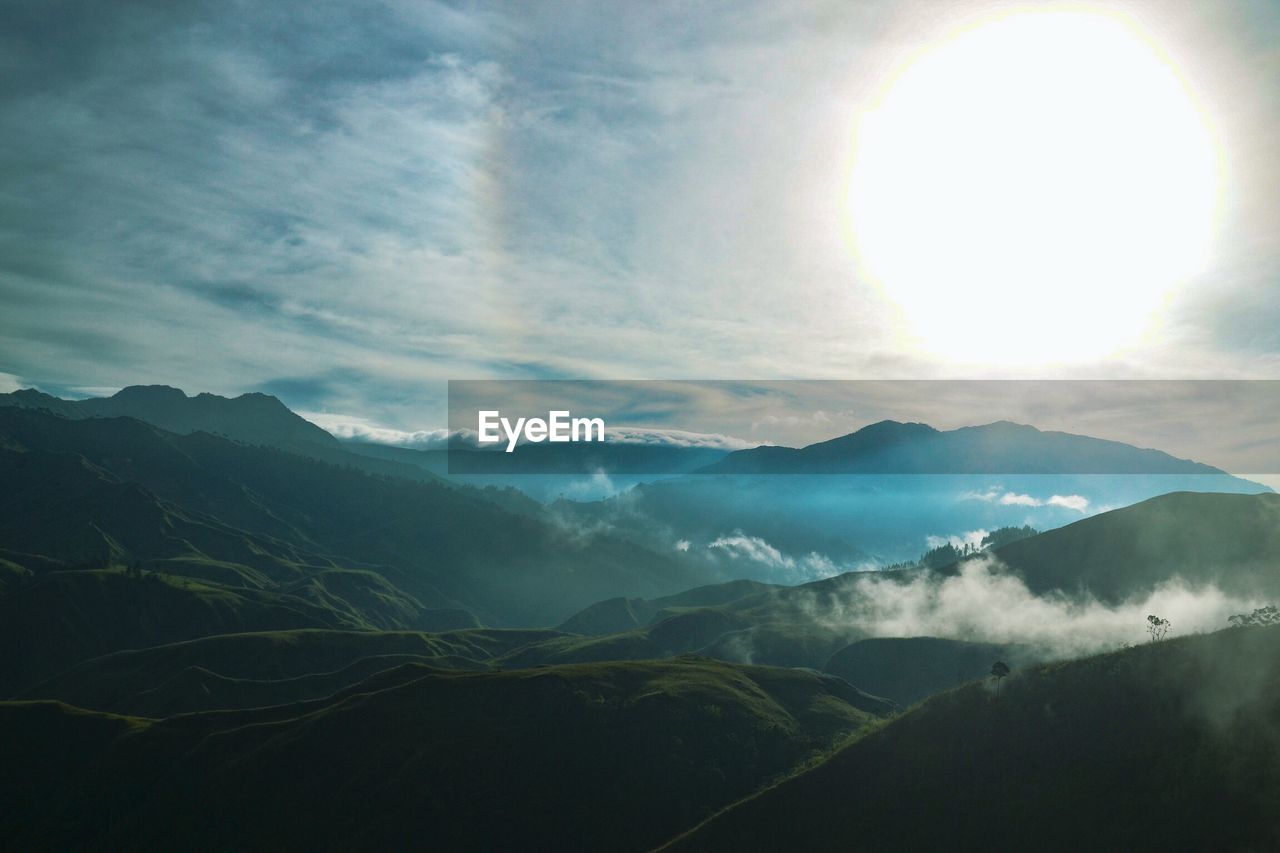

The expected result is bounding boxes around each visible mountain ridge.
[701,418,1237,476]
[662,625,1280,852]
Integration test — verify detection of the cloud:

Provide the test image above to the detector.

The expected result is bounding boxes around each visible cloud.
[926,529,988,550]
[559,469,619,501]
[1047,494,1091,512]
[806,556,1262,659]
[0,0,918,429]
[302,410,759,452]
[0,372,25,394]
[961,488,1090,513]
[299,412,456,448]
[708,533,851,584]
[595,427,759,450]
[2,0,1278,438]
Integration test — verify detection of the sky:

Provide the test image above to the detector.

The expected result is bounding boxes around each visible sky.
[2,0,1279,440]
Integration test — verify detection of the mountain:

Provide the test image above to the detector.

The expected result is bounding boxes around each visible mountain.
[0,407,726,691]
[340,439,734,503]
[557,579,779,635]
[701,419,1242,475]
[3,384,337,450]
[16,628,563,716]
[1,657,892,852]
[969,490,1280,601]
[395,441,731,475]
[549,490,1280,672]
[516,572,890,671]
[0,385,431,480]
[823,637,1037,707]
[550,425,1268,574]
[663,625,1280,852]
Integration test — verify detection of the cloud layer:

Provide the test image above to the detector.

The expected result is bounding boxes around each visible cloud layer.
[962,487,1091,513]
[810,557,1261,659]
[2,1,1279,435]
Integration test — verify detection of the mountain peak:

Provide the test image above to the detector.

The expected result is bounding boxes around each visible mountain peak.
[812,419,938,451]
[110,385,188,403]
[232,391,289,406]
[967,420,1040,433]
[1,384,340,452]
[699,415,1234,476]
[10,388,61,402]
[854,419,937,435]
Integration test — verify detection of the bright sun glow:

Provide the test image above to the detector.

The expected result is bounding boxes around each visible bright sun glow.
[847,6,1221,364]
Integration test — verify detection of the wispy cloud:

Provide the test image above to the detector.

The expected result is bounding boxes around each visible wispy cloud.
[299,412,454,448]
[597,427,759,450]
[805,556,1263,659]
[2,0,1278,430]
[0,372,25,394]
[302,410,760,452]
[961,488,1090,513]
[926,529,988,550]
[708,533,861,584]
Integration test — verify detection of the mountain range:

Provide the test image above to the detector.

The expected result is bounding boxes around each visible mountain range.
[4,383,1280,849]
[700,418,1233,474]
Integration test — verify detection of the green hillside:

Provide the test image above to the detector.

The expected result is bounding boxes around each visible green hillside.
[0,570,357,695]
[0,407,722,634]
[973,490,1280,600]
[823,637,1037,707]
[18,627,563,716]
[558,579,779,635]
[546,491,1280,674]
[664,625,1280,852]
[1,657,891,852]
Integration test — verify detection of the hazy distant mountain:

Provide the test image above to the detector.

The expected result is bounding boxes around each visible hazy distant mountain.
[0,385,436,480]
[338,438,734,505]
[701,419,1236,475]
[2,385,336,450]
[541,418,1268,572]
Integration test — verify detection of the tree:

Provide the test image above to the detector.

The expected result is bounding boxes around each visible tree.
[1146,614,1171,642]
[1228,605,1280,628]
[990,661,1010,697]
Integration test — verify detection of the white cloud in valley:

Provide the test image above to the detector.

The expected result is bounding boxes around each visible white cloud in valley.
[807,557,1262,658]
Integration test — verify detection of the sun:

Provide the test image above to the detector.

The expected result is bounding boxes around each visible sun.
[846,6,1221,364]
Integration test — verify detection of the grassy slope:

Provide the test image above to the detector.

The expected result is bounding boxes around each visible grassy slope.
[0,407,714,627]
[1,658,889,852]
[545,491,1280,675]
[18,627,564,715]
[822,636,1037,708]
[0,570,360,695]
[664,626,1280,852]
[977,491,1280,601]
[557,578,779,635]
